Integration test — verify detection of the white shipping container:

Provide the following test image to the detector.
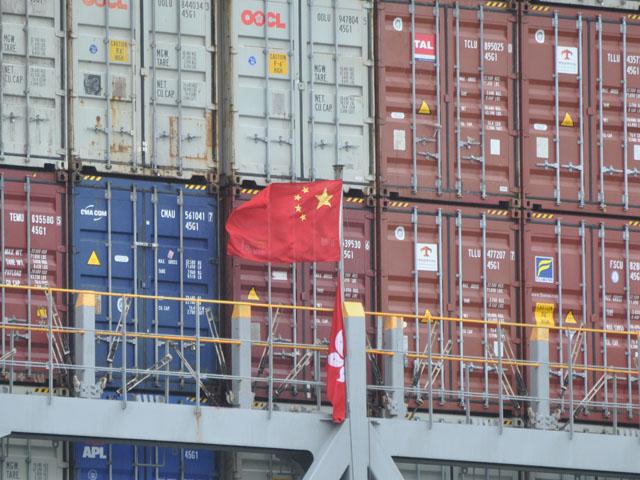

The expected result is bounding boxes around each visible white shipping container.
[221,0,374,191]
[0,0,65,170]
[0,437,66,480]
[69,0,215,178]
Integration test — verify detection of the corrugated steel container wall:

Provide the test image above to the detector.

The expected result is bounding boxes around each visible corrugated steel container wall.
[0,1,65,170]
[223,189,376,403]
[71,176,218,394]
[521,3,640,215]
[222,1,374,191]
[379,201,521,415]
[0,168,67,385]
[1,437,66,479]
[523,212,640,425]
[376,0,518,204]
[70,0,215,178]
[72,396,217,480]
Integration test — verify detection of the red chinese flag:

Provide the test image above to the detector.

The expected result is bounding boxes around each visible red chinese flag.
[327,281,346,423]
[226,180,342,263]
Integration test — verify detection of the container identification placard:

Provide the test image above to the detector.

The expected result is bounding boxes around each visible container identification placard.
[414,33,436,62]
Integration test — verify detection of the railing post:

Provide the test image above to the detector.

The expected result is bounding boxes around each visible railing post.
[231,304,253,408]
[74,293,100,399]
[529,323,556,429]
[383,316,406,418]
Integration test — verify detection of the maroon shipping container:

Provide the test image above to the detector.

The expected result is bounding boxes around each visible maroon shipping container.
[521,3,640,215]
[378,200,522,416]
[223,188,376,405]
[523,212,640,426]
[0,168,68,385]
[376,0,519,205]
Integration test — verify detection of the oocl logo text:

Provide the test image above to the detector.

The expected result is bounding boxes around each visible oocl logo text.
[241,9,286,29]
[83,0,128,10]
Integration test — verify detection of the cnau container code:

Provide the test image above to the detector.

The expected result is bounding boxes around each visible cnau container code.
[221,0,374,191]
[0,168,68,386]
[376,0,519,205]
[71,175,219,396]
[222,187,377,404]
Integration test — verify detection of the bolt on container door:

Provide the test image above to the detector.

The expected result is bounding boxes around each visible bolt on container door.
[521,4,590,212]
[72,176,218,395]
[448,1,518,204]
[0,169,67,385]
[593,13,640,214]
[0,0,65,170]
[522,212,595,423]
[300,0,374,190]
[223,1,299,184]
[591,218,640,425]
[379,201,520,416]
[223,189,375,404]
[142,0,215,178]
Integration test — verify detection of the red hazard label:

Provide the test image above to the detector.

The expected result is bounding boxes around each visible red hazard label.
[414,33,436,62]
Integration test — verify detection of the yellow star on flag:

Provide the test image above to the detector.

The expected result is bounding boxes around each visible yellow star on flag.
[302,187,309,194]
[295,205,302,213]
[294,194,301,201]
[315,188,333,210]
[300,214,307,222]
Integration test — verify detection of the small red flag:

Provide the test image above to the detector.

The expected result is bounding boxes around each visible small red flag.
[226,180,342,263]
[327,281,346,423]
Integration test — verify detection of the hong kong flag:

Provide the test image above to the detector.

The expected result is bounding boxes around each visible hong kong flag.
[226,180,342,263]
[327,280,346,423]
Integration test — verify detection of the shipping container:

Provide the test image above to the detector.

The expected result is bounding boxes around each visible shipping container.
[69,0,215,178]
[223,188,376,404]
[523,211,640,425]
[1,436,66,480]
[72,395,217,480]
[0,0,66,170]
[0,168,68,385]
[221,0,374,191]
[71,175,219,396]
[378,200,522,415]
[520,2,640,215]
[376,0,519,205]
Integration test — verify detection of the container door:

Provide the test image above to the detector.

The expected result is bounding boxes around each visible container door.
[521,9,588,211]
[0,0,64,169]
[449,3,517,203]
[449,209,520,415]
[73,442,136,480]
[379,203,448,410]
[592,221,640,423]
[70,0,140,173]
[143,0,215,178]
[376,1,446,199]
[226,1,299,184]
[594,15,640,213]
[301,0,373,190]
[523,214,592,422]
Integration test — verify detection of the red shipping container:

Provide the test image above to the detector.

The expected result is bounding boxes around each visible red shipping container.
[377,0,518,205]
[378,200,522,416]
[521,3,640,215]
[223,188,376,405]
[0,168,68,385]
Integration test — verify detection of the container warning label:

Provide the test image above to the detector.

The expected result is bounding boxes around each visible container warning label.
[556,46,578,75]
[414,33,436,62]
[87,250,101,266]
[268,52,288,76]
[536,137,548,159]
[534,256,553,283]
[393,129,406,151]
[415,243,438,272]
[109,40,129,63]
[534,302,555,327]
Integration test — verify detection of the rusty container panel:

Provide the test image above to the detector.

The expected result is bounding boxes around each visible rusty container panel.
[376,1,518,205]
[223,189,376,404]
[0,168,68,385]
[522,212,597,423]
[70,0,216,178]
[379,201,521,415]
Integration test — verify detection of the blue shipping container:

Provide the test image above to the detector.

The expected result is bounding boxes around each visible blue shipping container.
[72,176,219,394]
[72,396,217,480]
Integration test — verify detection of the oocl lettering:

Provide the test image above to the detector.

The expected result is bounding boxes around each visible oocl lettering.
[83,0,128,10]
[241,9,286,30]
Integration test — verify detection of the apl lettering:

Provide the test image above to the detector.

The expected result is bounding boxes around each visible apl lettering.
[83,0,128,10]
[241,9,286,29]
[82,446,108,459]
